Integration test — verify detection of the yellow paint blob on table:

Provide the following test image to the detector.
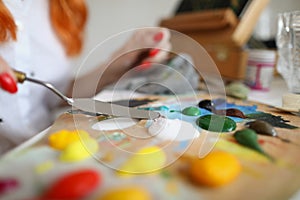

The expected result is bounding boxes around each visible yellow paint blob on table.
[59,137,99,162]
[35,160,54,174]
[97,186,151,200]
[119,146,166,174]
[48,129,90,150]
[190,151,241,187]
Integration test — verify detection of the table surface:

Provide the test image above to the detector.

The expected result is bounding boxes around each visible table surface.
[247,76,289,107]
[3,76,289,155]
[2,76,300,200]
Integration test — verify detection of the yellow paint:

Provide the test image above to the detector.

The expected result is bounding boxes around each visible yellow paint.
[59,137,99,162]
[215,139,270,163]
[190,151,241,187]
[242,165,264,179]
[48,129,90,150]
[97,186,151,200]
[35,160,54,174]
[118,146,166,175]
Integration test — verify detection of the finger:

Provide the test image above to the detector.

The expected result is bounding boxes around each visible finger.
[0,57,17,82]
[155,28,170,44]
[0,72,18,93]
[148,48,160,57]
[147,50,170,63]
[146,43,172,63]
[134,28,171,48]
[150,28,171,47]
[137,49,170,71]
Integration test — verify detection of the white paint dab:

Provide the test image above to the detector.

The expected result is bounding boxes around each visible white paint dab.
[92,118,138,131]
[148,117,200,141]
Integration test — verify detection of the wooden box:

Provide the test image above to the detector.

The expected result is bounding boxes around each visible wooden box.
[160,0,269,80]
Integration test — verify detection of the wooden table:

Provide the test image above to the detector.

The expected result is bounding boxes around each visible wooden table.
[0,92,299,200]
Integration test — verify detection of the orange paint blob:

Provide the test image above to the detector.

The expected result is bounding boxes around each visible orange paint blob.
[189,151,241,187]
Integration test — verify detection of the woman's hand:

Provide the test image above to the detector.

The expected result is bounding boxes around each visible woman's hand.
[0,57,18,93]
[70,28,172,97]
[127,27,172,66]
[112,27,172,70]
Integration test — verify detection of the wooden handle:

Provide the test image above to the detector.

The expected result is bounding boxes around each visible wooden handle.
[232,0,270,46]
[13,70,26,83]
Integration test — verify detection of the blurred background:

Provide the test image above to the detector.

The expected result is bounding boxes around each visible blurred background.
[74,0,300,76]
[74,0,180,75]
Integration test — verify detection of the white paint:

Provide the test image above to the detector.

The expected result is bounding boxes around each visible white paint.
[148,118,200,141]
[92,117,138,131]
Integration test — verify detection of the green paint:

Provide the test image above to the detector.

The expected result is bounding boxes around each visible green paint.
[196,114,236,132]
[109,132,127,141]
[97,132,126,142]
[215,139,270,163]
[225,81,250,100]
[246,112,298,129]
[160,170,172,179]
[182,106,201,116]
[247,120,296,145]
[234,128,273,161]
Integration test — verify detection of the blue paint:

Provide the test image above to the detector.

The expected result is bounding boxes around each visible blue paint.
[139,106,169,111]
[227,116,244,123]
[97,132,127,142]
[174,140,190,152]
[144,120,153,128]
[212,98,258,114]
[227,103,257,115]
[142,100,259,131]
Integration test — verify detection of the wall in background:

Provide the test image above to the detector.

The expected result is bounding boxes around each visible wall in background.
[73,0,181,75]
[73,0,300,75]
[254,0,300,41]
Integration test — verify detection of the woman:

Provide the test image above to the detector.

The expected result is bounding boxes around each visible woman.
[0,0,171,151]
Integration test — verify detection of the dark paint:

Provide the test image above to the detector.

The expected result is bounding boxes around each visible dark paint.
[246,112,298,129]
[198,99,214,112]
[247,120,277,137]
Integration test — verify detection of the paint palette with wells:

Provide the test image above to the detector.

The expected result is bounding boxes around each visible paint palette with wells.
[0,94,299,200]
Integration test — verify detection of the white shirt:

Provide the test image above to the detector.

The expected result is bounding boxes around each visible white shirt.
[0,0,72,146]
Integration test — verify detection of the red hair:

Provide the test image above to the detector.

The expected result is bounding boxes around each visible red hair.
[0,0,87,56]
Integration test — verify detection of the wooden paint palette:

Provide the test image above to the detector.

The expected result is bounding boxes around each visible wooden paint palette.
[0,94,300,199]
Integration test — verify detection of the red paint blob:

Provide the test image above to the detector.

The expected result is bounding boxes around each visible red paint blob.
[42,169,101,199]
[0,178,19,195]
[258,139,265,145]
